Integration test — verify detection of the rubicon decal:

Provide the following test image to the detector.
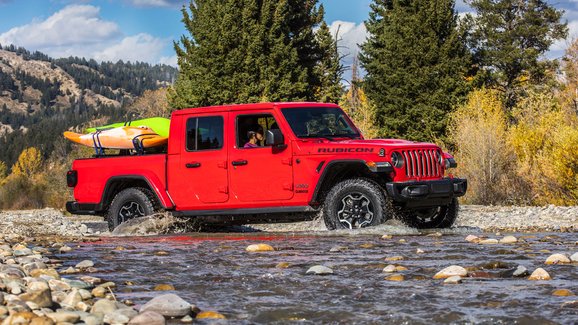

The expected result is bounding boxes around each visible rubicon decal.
[318,148,374,153]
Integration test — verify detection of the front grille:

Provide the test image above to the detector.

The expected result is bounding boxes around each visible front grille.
[402,149,442,178]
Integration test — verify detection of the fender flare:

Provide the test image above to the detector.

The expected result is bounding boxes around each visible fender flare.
[96,175,174,212]
[309,159,369,205]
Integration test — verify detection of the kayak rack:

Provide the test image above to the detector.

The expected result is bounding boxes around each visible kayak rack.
[91,130,106,156]
[132,133,158,155]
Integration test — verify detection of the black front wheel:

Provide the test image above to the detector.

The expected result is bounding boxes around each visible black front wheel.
[106,188,158,231]
[323,178,390,230]
[399,198,459,229]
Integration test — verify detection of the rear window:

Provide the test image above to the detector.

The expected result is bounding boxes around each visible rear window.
[186,116,224,151]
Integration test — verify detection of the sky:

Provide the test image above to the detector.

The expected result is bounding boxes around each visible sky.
[0,0,577,74]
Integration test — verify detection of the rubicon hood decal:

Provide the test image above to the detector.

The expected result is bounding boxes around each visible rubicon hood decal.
[318,148,375,153]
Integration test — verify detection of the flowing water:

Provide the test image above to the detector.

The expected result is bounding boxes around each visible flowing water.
[56,227,577,324]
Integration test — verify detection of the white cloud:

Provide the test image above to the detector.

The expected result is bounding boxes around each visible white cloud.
[329,21,368,62]
[127,0,185,7]
[0,5,120,48]
[94,33,167,63]
[159,55,178,66]
[0,4,174,65]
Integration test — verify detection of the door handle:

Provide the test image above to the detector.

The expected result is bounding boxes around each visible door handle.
[185,162,201,168]
[232,159,248,166]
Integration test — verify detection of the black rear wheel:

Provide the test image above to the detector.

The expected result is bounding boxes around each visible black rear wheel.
[323,178,390,230]
[106,188,158,231]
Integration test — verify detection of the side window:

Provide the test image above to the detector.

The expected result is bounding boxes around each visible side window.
[237,114,279,148]
[186,116,224,151]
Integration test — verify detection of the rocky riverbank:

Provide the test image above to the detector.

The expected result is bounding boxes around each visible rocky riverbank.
[0,204,576,238]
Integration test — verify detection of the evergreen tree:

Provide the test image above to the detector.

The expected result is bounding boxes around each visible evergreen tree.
[169,0,328,108]
[315,21,345,103]
[465,0,567,109]
[360,0,470,141]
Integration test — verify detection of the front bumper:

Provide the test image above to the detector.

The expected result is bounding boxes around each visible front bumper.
[385,178,467,208]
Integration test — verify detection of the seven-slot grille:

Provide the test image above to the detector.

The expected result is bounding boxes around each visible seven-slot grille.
[402,149,442,178]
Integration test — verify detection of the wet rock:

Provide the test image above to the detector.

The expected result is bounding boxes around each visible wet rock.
[571,252,578,262]
[181,315,193,323]
[359,243,375,249]
[513,266,529,277]
[395,266,408,271]
[444,276,462,284]
[80,276,102,285]
[381,235,392,239]
[30,269,60,279]
[561,300,578,308]
[75,260,94,269]
[154,284,175,291]
[60,289,83,308]
[97,281,116,289]
[46,311,80,323]
[382,265,396,273]
[91,299,118,315]
[416,248,425,254]
[196,311,226,319]
[329,246,347,252]
[112,215,181,236]
[129,311,166,325]
[59,246,72,253]
[275,262,290,269]
[385,274,404,282]
[552,289,574,297]
[479,239,499,244]
[465,235,479,243]
[19,287,53,308]
[433,265,468,279]
[545,253,571,265]
[140,293,192,317]
[529,268,551,280]
[306,265,333,275]
[60,267,78,275]
[153,251,170,256]
[246,244,274,252]
[469,271,495,279]
[104,308,138,324]
[385,256,404,261]
[499,236,518,244]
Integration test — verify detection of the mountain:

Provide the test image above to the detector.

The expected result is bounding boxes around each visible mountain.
[0,45,177,167]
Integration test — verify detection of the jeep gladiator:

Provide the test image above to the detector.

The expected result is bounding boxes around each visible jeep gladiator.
[66,102,467,230]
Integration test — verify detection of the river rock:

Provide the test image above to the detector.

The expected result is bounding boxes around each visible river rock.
[479,239,499,244]
[29,316,55,325]
[46,311,80,323]
[59,246,72,253]
[552,289,574,297]
[19,287,53,308]
[306,265,333,275]
[433,265,468,279]
[545,253,571,265]
[529,268,551,280]
[80,276,102,285]
[512,265,529,277]
[416,248,425,254]
[128,311,166,325]
[61,289,83,308]
[48,279,71,292]
[13,248,33,257]
[75,260,94,269]
[385,256,404,261]
[140,293,192,317]
[246,244,274,252]
[92,287,106,298]
[154,284,175,291]
[2,311,36,324]
[571,252,578,262]
[30,269,59,280]
[465,235,479,243]
[91,299,118,315]
[196,311,226,319]
[104,308,138,324]
[329,246,347,252]
[382,265,396,273]
[499,236,518,244]
[275,262,290,269]
[385,274,404,281]
[444,276,462,284]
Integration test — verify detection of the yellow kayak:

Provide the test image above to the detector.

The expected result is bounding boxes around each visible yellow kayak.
[64,126,168,150]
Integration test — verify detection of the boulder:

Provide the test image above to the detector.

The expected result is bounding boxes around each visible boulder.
[128,311,166,325]
[19,288,53,308]
[306,265,333,275]
[140,294,191,317]
[433,265,468,279]
[545,254,571,265]
[246,244,274,252]
[529,268,551,280]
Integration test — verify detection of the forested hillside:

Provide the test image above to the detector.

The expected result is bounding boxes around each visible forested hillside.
[0,45,177,167]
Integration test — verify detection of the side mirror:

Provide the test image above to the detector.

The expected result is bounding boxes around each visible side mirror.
[266,129,285,148]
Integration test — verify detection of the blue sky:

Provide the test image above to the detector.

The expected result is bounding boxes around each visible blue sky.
[0,0,575,70]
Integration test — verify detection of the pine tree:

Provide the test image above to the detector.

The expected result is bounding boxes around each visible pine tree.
[360,0,470,141]
[315,21,345,103]
[169,0,330,108]
[465,0,567,109]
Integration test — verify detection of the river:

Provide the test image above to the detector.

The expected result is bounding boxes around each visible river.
[56,227,578,324]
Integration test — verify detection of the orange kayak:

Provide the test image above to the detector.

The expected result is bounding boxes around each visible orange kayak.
[64,126,168,150]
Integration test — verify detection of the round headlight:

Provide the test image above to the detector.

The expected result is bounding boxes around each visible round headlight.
[391,151,404,168]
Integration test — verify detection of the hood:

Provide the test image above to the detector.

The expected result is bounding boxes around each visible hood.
[293,138,441,156]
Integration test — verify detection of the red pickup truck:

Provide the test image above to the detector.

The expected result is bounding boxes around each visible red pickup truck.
[66,102,467,230]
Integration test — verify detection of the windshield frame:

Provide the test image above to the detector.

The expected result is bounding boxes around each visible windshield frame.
[281,107,362,140]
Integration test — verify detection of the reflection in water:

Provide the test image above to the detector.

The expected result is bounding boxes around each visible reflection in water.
[58,230,578,324]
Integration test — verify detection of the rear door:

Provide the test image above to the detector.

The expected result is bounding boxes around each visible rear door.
[169,113,229,208]
[228,111,294,202]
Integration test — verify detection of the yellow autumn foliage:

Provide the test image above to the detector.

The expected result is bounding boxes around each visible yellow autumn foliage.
[11,147,43,178]
[339,86,379,139]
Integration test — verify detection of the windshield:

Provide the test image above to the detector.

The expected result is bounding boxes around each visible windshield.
[281,107,361,139]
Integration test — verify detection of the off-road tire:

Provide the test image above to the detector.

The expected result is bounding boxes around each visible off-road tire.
[106,187,159,231]
[399,198,459,229]
[323,178,389,230]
